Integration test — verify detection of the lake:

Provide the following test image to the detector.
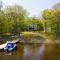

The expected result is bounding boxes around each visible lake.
[0,43,60,60]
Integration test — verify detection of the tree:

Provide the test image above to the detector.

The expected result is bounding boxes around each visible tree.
[0,0,3,11]
[52,3,60,38]
[52,3,60,10]
[42,8,60,39]
[24,16,43,31]
[4,5,28,35]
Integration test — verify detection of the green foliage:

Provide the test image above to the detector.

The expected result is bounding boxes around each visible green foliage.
[24,17,43,31]
[0,4,43,38]
[1,2,60,40]
[42,5,60,39]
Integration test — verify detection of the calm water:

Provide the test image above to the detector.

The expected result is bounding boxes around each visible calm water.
[0,43,60,60]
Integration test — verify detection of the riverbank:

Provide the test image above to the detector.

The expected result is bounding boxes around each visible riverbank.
[0,31,60,44]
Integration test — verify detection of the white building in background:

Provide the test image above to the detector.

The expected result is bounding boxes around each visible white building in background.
[27,24,37,31]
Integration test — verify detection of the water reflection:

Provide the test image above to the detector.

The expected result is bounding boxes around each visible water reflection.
[0,44,60,60]
[23,44,45,60]
[42,44,60,60]
[34,44,45,60]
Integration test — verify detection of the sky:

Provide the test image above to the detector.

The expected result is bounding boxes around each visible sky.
[1,0,60,17]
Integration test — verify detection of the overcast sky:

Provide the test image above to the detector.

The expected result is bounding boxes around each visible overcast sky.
[2,0,60,17]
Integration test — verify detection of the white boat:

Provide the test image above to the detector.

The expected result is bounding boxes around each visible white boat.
[0,39,19,52]
[0,43,7,50]
[4,41,16,52]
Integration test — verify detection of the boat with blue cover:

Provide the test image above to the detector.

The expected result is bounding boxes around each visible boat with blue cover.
[4,41,16,52]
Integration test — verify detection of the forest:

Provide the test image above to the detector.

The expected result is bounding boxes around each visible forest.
[0,1,60,41]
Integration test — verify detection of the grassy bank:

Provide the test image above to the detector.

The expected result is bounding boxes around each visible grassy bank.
[0,31,60,44]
